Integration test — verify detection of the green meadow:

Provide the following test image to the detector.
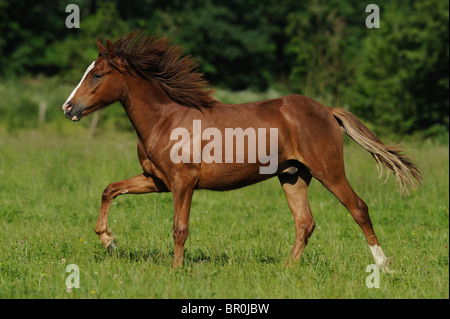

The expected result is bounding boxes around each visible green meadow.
[0,114,448,298]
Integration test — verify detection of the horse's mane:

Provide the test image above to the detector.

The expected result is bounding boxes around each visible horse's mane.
[102,32,216,110]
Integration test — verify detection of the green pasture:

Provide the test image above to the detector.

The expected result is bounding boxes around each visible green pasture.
[0,119,448,299]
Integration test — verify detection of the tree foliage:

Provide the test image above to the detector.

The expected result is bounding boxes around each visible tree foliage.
[0,0,448,135]
[348,0,449,134]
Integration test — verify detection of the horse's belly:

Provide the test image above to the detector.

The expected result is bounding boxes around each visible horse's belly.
[197,162,276,190]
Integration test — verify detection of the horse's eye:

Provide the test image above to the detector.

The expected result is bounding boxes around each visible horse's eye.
[93,74,102,79]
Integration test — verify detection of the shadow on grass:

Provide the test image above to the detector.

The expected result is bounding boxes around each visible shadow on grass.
[92,245,282,266]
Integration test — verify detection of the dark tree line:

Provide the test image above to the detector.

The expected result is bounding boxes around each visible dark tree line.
[0,0,448,135]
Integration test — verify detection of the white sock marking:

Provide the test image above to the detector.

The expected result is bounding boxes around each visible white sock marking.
[369,245,388,267]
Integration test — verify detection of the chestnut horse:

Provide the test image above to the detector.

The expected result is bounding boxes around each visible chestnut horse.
[62,33,422,270]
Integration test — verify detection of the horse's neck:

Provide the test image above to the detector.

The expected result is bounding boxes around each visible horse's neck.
[120,76,185,144]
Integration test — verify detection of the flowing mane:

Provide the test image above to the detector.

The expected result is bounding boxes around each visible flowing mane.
[102,32,216,110]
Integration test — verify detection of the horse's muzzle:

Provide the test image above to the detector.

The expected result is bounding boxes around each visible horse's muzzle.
[63,102,83,122]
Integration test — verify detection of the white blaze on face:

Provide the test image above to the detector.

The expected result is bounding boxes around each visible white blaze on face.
[62,61,96,110]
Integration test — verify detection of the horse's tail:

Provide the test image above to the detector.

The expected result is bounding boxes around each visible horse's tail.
[331,107,422,195]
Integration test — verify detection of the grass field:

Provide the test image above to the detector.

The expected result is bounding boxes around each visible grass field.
[0,119,448,299]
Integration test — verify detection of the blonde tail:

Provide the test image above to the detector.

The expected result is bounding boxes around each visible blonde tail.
[331,107,422,195]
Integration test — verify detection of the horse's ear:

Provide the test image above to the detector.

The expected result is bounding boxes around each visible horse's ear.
[97,38,106,55]
[105,39,126,72]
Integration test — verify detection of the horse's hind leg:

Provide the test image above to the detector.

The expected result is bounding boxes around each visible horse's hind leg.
[308,155,392,271]
[322,176,392,271]
[279,165,315,267]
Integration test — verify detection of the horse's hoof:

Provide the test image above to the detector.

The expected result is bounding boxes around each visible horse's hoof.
[380,256,395,274]
[107,239,117,253]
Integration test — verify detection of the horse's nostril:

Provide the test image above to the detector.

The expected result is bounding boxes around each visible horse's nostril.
[64,102,73,112]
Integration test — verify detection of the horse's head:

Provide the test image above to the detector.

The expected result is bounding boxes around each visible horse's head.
[62,39,125,122]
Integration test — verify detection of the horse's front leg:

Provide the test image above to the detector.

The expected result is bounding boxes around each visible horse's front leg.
[171,185,195,269]
[95,173,163,252]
